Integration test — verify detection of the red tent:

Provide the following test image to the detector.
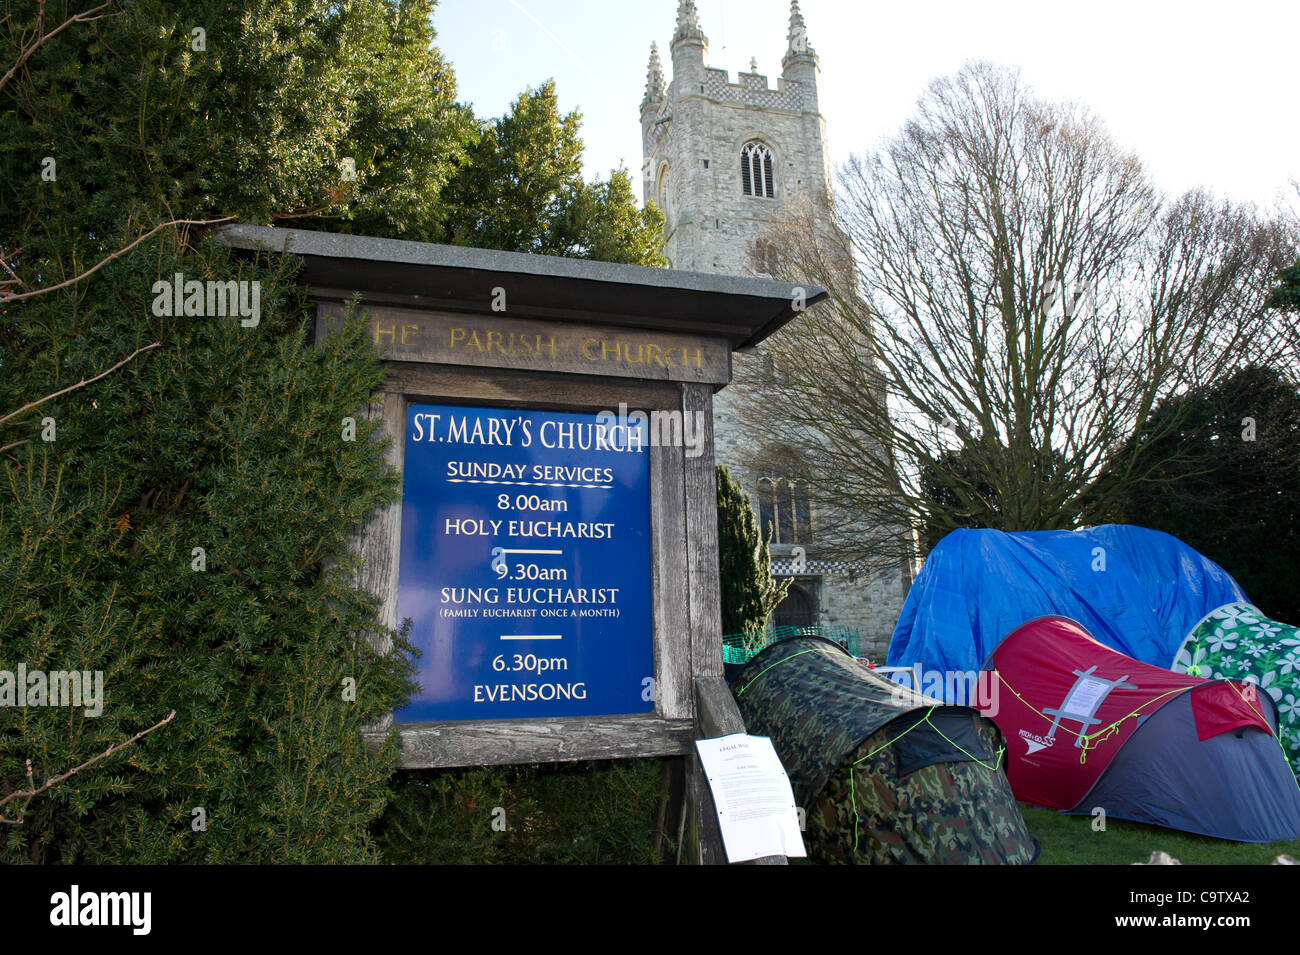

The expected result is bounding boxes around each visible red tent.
[978,616,1300,841]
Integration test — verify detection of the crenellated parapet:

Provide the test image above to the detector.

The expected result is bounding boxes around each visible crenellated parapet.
[702,66,805,113]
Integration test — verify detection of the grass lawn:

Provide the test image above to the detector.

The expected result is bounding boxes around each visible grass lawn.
[1021,805,1300,864]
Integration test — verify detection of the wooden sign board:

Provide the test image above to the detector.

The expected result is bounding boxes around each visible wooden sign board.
[218,224,821,864]
[344,313,719,767]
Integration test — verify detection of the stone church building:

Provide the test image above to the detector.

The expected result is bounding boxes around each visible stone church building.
[639,0,910,658]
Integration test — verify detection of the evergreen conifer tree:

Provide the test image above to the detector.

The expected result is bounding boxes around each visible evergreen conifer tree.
[716,464,787,637]
[1,0,456,863]
[1,0,666,862]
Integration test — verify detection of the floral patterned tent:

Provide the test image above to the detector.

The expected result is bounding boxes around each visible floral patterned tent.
[1173,602,1300,774]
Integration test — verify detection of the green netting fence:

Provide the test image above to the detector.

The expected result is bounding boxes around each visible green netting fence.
[722,625,862,664]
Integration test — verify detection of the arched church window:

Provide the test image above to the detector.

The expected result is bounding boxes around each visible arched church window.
[758,477,776,540]
[741,142,775,198]
[756,475,810,544]
[656,164,670,219]
[749,234,782,278]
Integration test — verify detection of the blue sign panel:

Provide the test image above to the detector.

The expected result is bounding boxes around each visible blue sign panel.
[394,403,655,722]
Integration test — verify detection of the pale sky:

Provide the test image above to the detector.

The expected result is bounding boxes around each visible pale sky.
[432,0,1299,212]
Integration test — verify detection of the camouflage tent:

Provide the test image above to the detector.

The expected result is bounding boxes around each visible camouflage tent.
[731,635,1038,865]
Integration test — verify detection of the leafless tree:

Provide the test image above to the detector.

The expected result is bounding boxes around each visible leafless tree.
[739,61,1299,571]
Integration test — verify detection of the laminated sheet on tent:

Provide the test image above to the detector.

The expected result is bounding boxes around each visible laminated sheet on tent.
[1173,602,1300,773]
[731,636,1038,864]
[888,525,1248,682]
[982,615,1300,842]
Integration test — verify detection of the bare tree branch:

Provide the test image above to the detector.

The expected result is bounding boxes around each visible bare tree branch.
[0,341,160,428]
[0,217,234,305]
[0,710,175,825]
[0,1,115,95]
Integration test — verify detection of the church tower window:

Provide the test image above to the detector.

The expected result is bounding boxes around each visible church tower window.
[757,476,811,544]
[741,141,775,198]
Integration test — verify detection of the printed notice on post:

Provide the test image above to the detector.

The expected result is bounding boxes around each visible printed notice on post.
[695,734,807,862]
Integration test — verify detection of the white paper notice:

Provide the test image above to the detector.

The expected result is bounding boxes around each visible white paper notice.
[1062,677,1110,716]
[695,733,807,862]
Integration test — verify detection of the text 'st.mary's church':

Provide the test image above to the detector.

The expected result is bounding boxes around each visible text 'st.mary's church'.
[640,1,909,656]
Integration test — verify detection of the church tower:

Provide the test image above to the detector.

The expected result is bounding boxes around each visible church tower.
[641,0,832,274]
[641,1,909,658]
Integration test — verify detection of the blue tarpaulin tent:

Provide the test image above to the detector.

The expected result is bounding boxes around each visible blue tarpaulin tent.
[887,525,1248,685]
